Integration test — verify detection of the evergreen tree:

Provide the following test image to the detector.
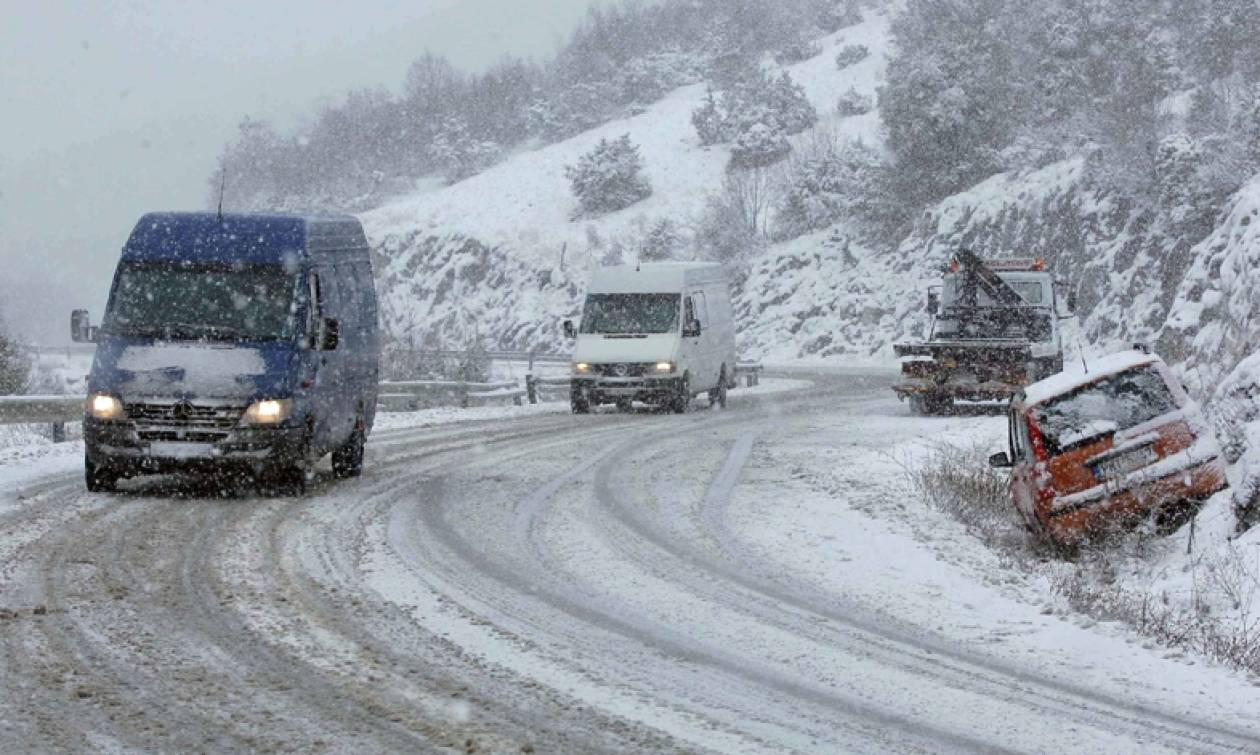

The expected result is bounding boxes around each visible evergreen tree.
[641,219,684,261]
[565,135,653,217]
[0,317,29,395]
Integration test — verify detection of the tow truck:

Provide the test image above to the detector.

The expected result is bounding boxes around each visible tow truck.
[893,251,1073,415]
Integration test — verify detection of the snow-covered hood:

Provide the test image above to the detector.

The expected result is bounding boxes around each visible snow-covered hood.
[573,333,678,365]
[89,337,308,401]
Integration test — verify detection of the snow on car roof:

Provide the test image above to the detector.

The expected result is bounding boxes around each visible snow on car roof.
[587,263,727,294]
[1021,350,1161,407]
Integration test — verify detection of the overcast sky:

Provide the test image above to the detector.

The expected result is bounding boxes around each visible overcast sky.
[0,0,603,341]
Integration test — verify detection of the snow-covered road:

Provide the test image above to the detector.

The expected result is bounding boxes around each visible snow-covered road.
[1,373,1258,753]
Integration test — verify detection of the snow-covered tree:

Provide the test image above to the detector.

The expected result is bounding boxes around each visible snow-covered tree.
[729,121,792,168]
[691,88,726,146]
[429,119,502,184]
[775,137,882,239]
[836,88,873,117]
[640,219,684,261]
[565,135,653,217]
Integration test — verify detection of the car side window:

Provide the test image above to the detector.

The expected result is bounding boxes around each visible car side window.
[684,296,696,329]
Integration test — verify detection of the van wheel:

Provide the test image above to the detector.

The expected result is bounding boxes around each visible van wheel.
[710,367,728,409]
[672,376,691,414]
[332,425,365,479]
[85,456,119,493]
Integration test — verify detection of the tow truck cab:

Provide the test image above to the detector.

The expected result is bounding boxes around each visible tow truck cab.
[74,212,380,493]
[894,254,1071,415]
[990,350,1227,547]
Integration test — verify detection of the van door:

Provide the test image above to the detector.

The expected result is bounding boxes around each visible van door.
[692,290,716,389]
[681,293,702,392]
[311,267,353,453]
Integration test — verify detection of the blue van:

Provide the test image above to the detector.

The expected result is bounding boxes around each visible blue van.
[72,212,380,493]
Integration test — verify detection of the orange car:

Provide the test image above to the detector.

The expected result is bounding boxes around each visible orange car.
[990,350,1227,547]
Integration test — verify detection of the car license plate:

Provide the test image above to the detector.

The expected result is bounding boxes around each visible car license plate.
[1095,445,1159,483]
[148,442,218,459]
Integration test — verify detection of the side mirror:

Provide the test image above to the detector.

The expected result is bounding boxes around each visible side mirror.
[71,309,96,343]
[927,291,940,316]
[683,320,702,338]
[989,451,1013,469]
[563,319,576,339]
[320,318,340,351]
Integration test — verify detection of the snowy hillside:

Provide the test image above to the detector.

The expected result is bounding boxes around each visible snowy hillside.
[360,11,891,352]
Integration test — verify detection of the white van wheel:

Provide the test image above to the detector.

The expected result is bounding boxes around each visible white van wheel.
[710,367,728,409]
[672,376,691,414]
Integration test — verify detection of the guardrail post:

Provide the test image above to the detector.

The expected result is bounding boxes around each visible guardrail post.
[526,375,538,404]
[51,422,66,443]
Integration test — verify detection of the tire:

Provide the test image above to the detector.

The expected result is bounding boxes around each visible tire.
[85,456,119,493]
[710,367,728,409]
[261,423,312,495]
[909,393,950,416]
[571,389,591,414]
[332,425,365,479]
[672,375,691,414]
[615,399,633,413]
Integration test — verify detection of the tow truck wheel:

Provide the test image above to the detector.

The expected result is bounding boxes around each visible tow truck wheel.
[85,456,119,493]
[571,390,591,414]
[615,399,633,413]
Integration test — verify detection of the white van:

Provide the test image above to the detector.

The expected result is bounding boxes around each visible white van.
[563,263,738,413]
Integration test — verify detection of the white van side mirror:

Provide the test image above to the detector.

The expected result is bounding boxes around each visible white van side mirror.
[683,319,702,338]
[563,319,576,339]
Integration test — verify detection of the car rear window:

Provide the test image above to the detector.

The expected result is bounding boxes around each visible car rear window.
[1032,365,1179,455]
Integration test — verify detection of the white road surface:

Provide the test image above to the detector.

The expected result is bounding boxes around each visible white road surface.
[1,373,1258,753]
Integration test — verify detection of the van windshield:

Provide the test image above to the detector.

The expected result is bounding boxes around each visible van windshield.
[580,294,680,335]
[1032,366,1179,454]
[103,262,301,342]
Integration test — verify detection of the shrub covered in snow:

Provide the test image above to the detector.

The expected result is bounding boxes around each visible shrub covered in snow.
[834,43,870,70]
[565,135,653,217]
[775,137,883,239]
[835,87,873,117]
[774,40,823,65]
[689,68,818,150]
[729,122,792,168]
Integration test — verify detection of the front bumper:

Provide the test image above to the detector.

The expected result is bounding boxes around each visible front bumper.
[571,375,681,402]
[85,416,307,473]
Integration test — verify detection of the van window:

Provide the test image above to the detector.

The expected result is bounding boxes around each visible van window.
[581,294,680,335]
[692,292,709,327]
[104,261,299,342]
[684,296,696,327]
[336,264,361,327]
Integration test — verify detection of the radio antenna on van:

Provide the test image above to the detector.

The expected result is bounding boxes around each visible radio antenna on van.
[1077,339,1089,374]
[216,160,228,223]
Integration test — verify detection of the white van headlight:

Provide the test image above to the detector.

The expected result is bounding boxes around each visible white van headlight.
[655,362,675,373]
[242,398,294,425]
[87,394,126,420]
[573,362,591,375]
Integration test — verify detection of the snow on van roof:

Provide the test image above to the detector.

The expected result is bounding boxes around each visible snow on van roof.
[1022,350,1161,406]
[587,263,727,294]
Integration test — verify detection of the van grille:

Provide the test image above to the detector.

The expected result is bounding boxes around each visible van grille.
[126,402,245,430]
[593,363,656,377]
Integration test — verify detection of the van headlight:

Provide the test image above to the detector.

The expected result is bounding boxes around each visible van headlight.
[655,362,675,373]
[241,398,295,425]
[87,393,126,421]
[573,362,591,375]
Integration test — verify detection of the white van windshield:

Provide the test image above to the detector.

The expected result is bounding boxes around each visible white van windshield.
[103,262,301,342]
[580,293,680,335]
